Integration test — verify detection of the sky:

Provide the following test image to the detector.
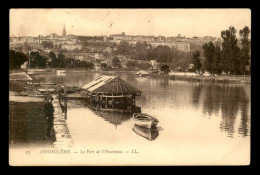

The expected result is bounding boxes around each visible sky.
[9,9,251,38]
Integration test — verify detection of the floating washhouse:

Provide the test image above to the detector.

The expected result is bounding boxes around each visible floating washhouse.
[81,76,142,112]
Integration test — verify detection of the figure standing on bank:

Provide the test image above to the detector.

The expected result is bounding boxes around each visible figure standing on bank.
[44,96,54,138]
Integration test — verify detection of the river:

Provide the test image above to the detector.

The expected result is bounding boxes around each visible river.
[30,72,251,165]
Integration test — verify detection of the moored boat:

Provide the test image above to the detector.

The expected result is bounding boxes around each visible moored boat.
[132,124,159,141]
[133,113,159,129]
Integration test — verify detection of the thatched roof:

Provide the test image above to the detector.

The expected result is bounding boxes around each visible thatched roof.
[82,76,141,96]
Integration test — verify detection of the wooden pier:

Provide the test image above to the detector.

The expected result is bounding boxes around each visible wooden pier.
[52,95,73,148]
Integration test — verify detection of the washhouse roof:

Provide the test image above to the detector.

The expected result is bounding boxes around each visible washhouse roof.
[82,76,142,96]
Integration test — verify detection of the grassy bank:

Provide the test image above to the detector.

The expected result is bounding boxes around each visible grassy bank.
[9,76,56,147]
[9,101,56,148]
[10,68,251,84]
[9,80,27,92]
[167,75,251,84]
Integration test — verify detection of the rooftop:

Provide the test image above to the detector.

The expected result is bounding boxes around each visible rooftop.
[82,76,141,95]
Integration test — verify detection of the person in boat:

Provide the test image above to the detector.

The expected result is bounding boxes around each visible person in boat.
[44,96,54,138]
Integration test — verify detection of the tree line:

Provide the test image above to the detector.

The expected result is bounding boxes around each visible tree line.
[47,51,94,69]
[9,50,94,70]
[201,26,251,75]
[115,41,194,70]
[9,50,28,70]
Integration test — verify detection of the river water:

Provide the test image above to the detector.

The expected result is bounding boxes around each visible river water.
[31,72,251,165]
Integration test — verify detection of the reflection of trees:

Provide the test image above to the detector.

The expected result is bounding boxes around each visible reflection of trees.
[159,77,169,88]
[238,87,250,137]
[191,83,203,109]
[201,83,250,137]
[219,85,241,137]
[202,83,222,117]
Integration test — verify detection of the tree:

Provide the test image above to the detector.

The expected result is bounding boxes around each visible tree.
[161,65,170,74]
[112,57,121,68]
[239,26,251,75]
[115,41,133,55]
[137,62,151,70]
[48,51,56,59]
[212,46,222,75]
[82,61,94,70]
[100,63,107,70]
[135,42,149,60]
[57,52,66,68]
[48,51,58,68]
[42,41,54,48]
[126,61,137,70]
[29,52,47,68]
[9,50,28,69]
[221,26,241,75]
[192,51,202,74]
[150,45,173,63]
[203,41,215,74]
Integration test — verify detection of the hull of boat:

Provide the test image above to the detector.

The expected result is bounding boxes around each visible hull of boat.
[132,124,159,141]
[134,120,158,129]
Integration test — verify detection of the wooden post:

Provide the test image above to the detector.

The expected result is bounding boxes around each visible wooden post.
[105,97,107,109]
[64,86,67,120]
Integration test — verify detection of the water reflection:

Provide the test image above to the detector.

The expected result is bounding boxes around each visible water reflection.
[84,103,161,141]
[93,110,133,126]
[191,83,203,109]
[31,72,251,139]
[159,77,169,88]
[193,83,250,138]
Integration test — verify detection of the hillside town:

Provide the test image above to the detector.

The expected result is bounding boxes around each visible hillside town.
[10,25,225,73]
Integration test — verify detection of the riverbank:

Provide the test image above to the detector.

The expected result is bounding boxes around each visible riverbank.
[10,68,251,84]
[167,75,251,84]
[9,74,73,149]
[9,101,56,148]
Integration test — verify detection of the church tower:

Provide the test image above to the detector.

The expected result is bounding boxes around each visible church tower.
[62,24,66,37]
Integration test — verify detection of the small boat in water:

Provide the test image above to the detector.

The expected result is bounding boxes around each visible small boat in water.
[132,124,159,141]
[133,113,159,129]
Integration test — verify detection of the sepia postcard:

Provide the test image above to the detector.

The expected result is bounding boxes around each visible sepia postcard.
[9,8,251,166]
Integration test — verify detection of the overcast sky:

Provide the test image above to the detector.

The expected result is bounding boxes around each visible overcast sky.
[9,9,251,38]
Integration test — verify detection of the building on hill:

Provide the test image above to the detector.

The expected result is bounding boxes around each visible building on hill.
[150,41,190,52]
[62,25,66,37]
[61,44,82,51]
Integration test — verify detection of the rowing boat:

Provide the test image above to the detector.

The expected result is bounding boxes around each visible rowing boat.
[132,124,159,141]
[133,113,159,129]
